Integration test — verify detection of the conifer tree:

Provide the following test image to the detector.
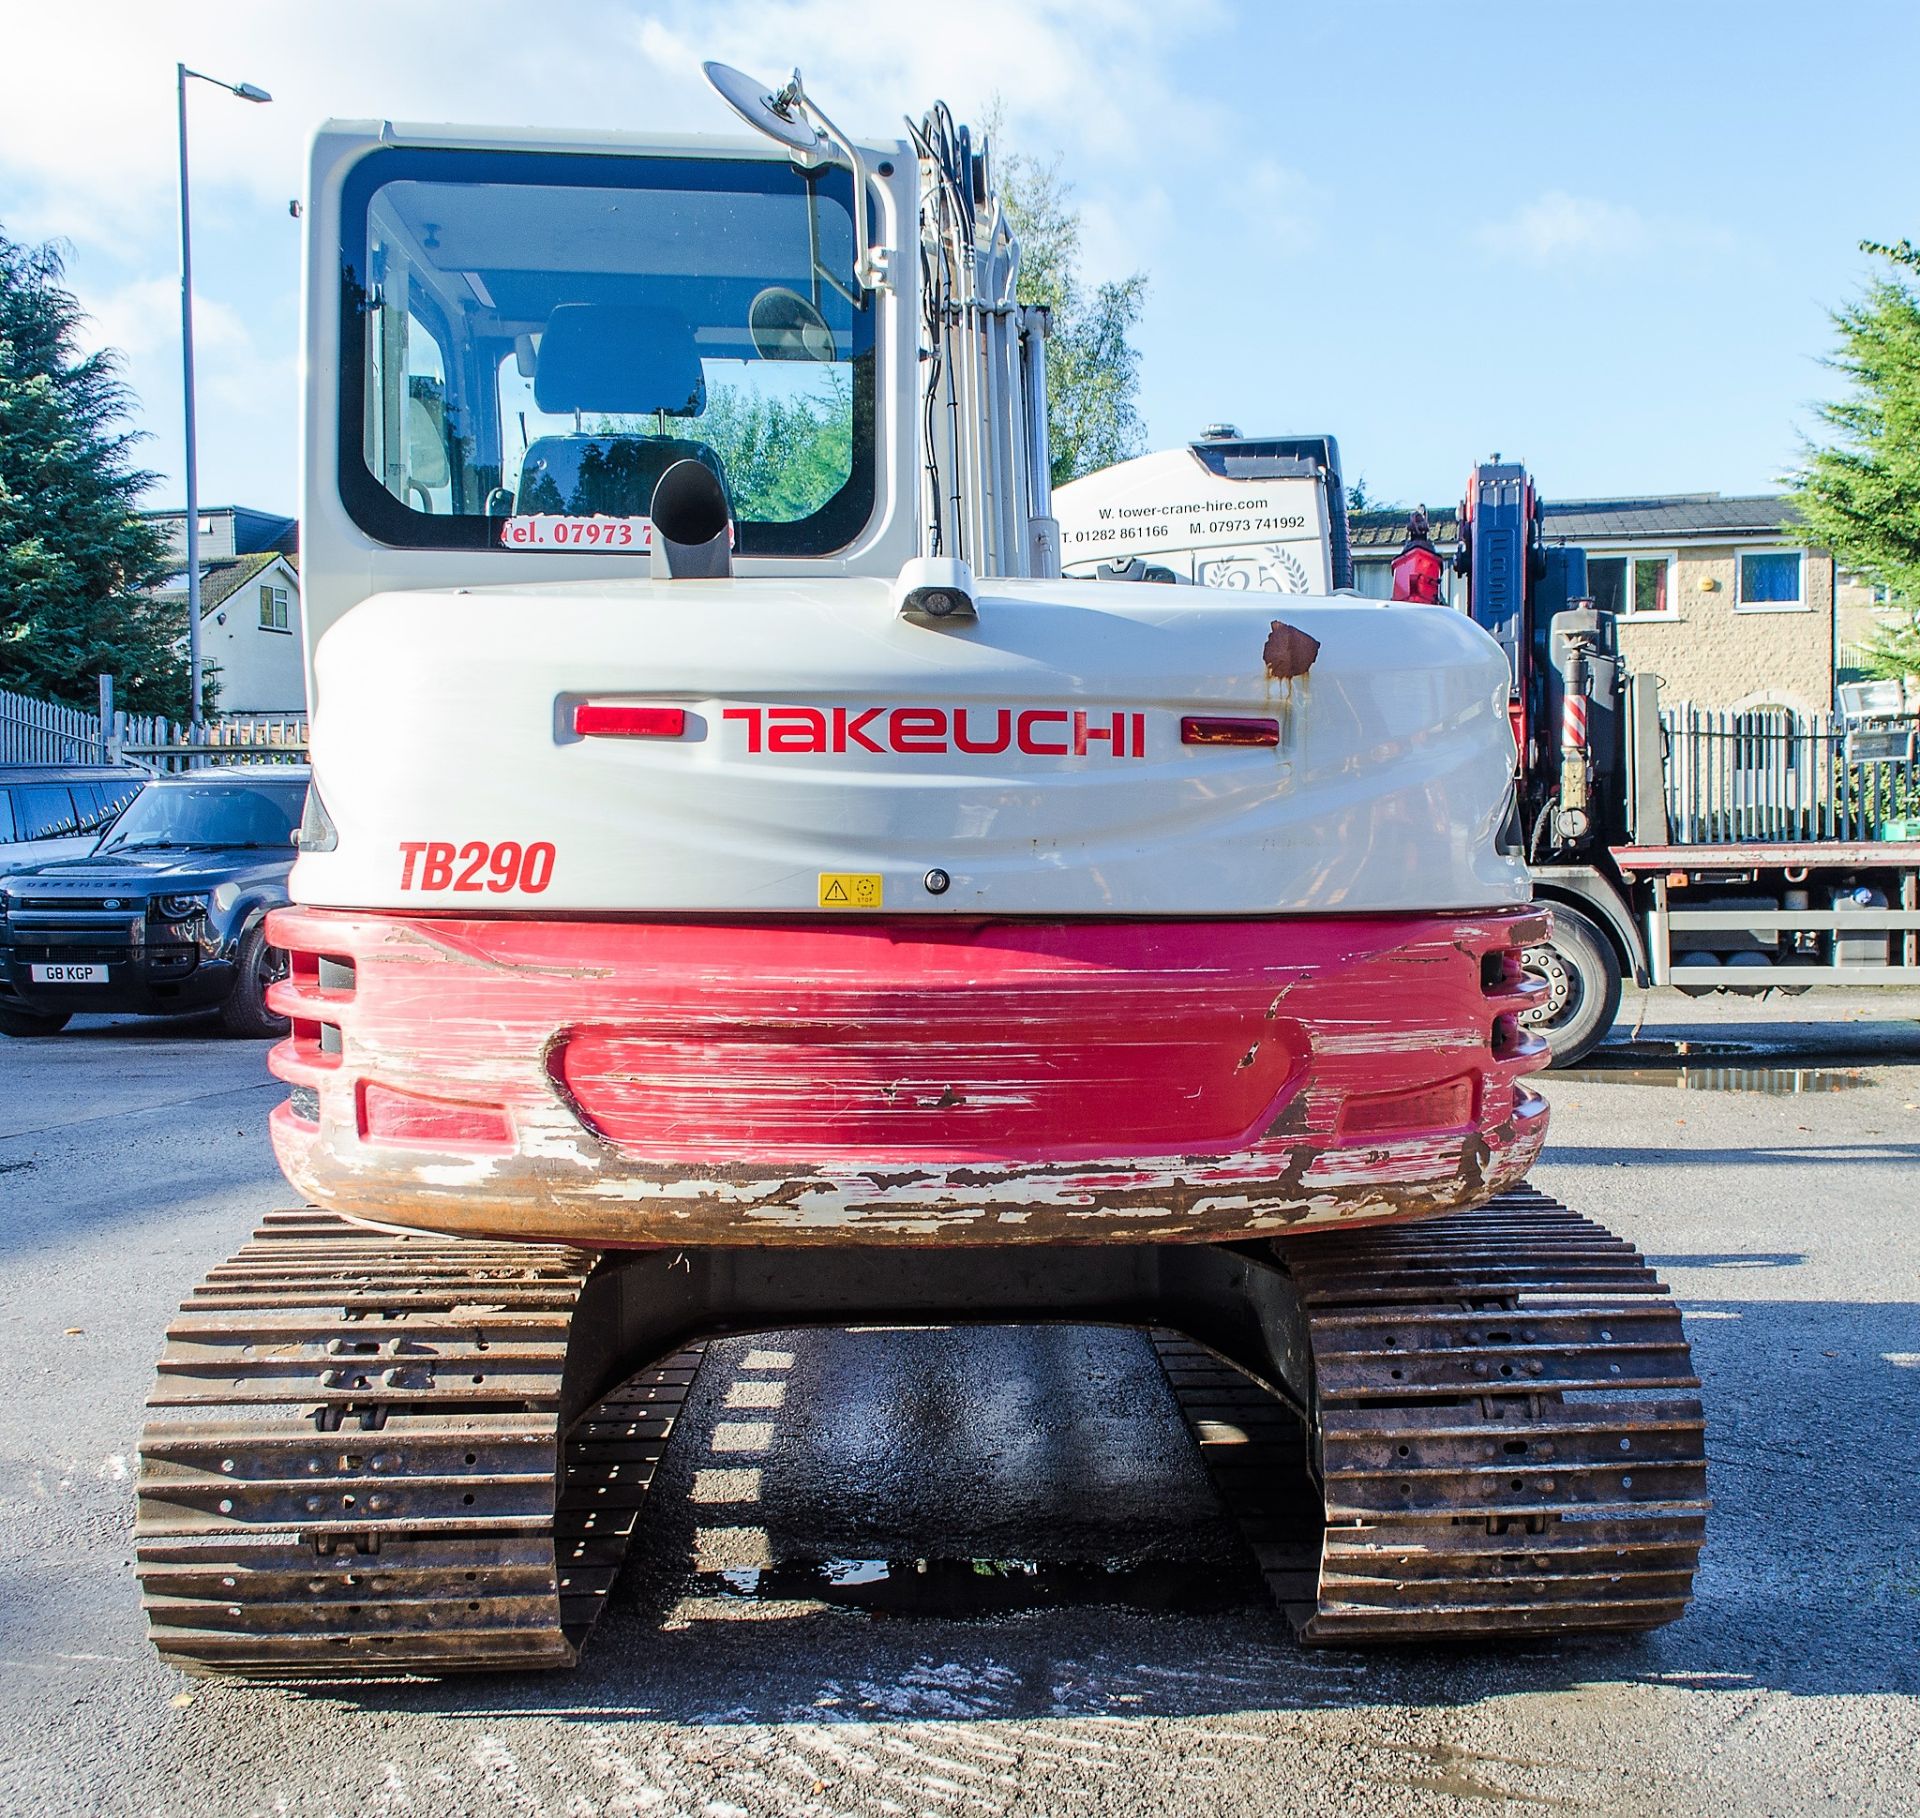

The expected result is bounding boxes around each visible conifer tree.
[1789,239,1920,679]
[0,226,185,714]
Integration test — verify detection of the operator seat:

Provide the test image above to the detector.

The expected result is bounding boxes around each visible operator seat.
[514,303,728,517]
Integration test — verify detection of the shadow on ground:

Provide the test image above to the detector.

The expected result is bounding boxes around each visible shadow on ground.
[244,1297,1920,1728]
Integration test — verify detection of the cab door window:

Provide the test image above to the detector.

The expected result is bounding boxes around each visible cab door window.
[365,279,471,516]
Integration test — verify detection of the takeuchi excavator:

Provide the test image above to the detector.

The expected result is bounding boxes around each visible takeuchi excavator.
[133,65,1707,1674]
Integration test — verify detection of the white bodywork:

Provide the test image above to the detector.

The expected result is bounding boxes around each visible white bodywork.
[293,577,1526,915]
[1054,445,1337,590]
[295,111,1524,923]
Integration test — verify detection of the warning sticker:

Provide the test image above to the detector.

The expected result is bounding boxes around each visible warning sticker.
[817,871,883,909]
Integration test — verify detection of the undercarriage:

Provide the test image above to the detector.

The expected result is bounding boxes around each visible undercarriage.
[136,1183,1706,1674]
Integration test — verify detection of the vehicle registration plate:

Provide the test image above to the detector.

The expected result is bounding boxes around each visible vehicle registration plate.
[30,963,107,984]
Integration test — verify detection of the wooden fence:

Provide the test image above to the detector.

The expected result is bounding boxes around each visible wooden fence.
[0,683,307,772]
[1662,704,1919,843]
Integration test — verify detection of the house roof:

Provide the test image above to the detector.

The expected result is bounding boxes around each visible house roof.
[1350,507,1461,549]
[157,550,299,616]
[141,504,299,556]
[1545,494,1799,542]
[1350,492,1802,552]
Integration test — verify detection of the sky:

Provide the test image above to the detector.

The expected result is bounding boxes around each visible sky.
[4,0,1917,520]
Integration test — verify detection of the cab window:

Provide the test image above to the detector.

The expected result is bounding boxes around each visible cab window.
[338,147,876,557]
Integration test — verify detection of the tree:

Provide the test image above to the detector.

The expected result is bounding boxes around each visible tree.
[1346,477,1403,514]
[0,226,184,715]
[696,372,853,521]
[1788,238,1920,680]
[992,134,1148,485]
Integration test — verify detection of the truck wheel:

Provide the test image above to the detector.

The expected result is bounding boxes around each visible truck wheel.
[220,923,291,1039]
[1521,903,1622,1068]
[0,1004,71,1038]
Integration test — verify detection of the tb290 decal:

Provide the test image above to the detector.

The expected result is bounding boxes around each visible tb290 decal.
[398,841,556,893]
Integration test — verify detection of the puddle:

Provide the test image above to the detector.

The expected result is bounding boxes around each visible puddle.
[695,1553,1251,1618]
[1556,1064,1868,1093]
[1559,1040,1870,1094]
[1593,1039,1759,1060]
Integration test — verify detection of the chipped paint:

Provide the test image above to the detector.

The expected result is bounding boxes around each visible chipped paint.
[266,905,1550,1249]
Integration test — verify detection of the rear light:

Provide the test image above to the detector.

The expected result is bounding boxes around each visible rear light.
[573,703,687,738]
[1338,1076,1477,1138]
[1181,716,1281,748]
[358,1081,514,1150]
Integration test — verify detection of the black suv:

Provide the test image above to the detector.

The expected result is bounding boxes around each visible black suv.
[0,767,308,1038]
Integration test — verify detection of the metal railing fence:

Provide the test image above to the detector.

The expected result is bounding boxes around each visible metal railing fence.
[1662,703,1919,843]
[1,683,307,772]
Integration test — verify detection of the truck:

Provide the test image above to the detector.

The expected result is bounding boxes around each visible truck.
[132,68,1705,1677]
[1057,449,1920,1063]
[1454,462,1920,1064]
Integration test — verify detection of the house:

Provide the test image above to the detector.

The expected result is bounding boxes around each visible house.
[143,506,306,714]
[1350,493,1844,717]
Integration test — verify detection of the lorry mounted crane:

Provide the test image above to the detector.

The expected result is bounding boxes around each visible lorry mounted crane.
[133,69,1705,1675]
[1057,448,1920,1062]
[1455,462,1920,1064]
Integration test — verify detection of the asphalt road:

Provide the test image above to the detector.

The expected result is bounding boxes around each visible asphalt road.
[1,992,1916,1817]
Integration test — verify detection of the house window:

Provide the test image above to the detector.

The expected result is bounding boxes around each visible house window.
[1587,552,1674,618]
[1736,549,1804,610]
[259,583,290,631]
[1351,558,1395,600]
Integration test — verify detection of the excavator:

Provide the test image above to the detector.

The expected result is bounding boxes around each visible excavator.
[133,64,1707,1674]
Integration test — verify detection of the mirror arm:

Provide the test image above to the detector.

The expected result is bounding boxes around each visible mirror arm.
[796,101,891,292]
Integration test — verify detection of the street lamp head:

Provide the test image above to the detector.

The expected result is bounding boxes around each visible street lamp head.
[233,82,272,103]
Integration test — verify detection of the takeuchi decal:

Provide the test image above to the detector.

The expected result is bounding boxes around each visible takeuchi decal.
[721,705,1148,758]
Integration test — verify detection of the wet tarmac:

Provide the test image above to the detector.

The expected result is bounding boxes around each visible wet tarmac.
[626,1323,1266,1630]
[2,992,1917,1816]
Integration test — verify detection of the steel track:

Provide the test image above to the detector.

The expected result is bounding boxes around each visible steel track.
[1154,1184,1709,1641]
[136,1211,701,1677]
[137,1186,1706,1675]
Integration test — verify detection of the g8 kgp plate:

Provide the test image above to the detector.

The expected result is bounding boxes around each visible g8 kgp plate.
[30,963,107,983]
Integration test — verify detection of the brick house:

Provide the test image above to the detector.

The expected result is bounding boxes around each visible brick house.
[1350,493,1848,717]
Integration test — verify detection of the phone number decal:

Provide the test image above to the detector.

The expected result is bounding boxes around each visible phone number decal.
[501,515,651,550]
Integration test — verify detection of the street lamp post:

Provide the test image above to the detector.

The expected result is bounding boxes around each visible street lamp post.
[177,63,271,730]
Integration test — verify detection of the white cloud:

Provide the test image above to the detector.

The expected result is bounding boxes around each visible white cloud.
[0,0,1233,508]
[73,278,186,363]
[0,0,1224,232]
[1474,190,1653,264]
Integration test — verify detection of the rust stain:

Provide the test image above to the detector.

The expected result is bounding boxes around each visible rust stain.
[1263,619,1321,682]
